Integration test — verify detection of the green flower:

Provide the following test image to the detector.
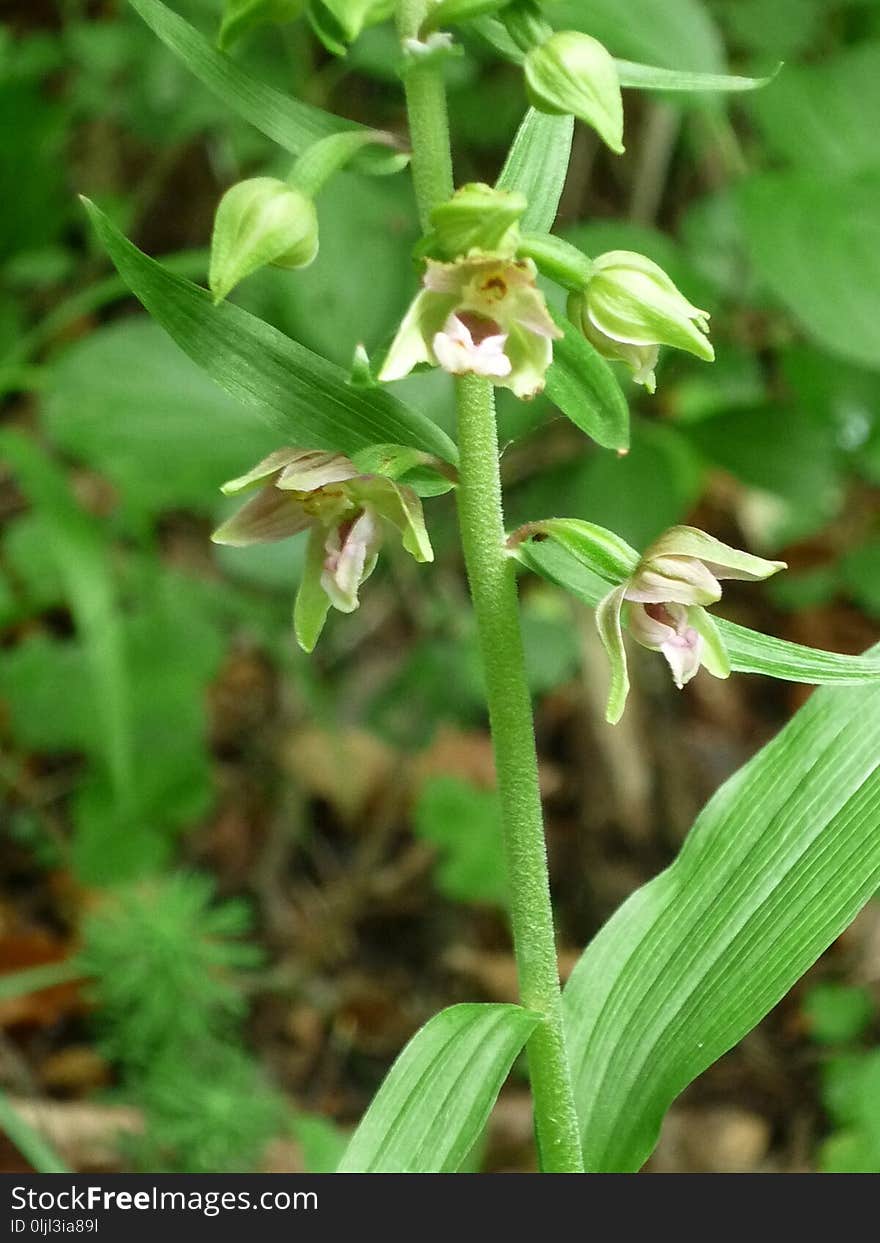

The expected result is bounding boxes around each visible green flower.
[212,449,432,650]
[568,250,713,392]
[597,526,786,722]
[380,254,561,399]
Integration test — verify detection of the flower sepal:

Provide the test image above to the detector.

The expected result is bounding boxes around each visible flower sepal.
[212,448,434,650]
[420,183,527,261]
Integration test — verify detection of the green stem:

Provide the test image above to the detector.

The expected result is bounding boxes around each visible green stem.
[454,376,584,1173]
[396,0,454,228]
[394,1,583,1170]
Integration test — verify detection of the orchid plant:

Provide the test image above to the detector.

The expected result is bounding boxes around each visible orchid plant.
[84,0,880,1174]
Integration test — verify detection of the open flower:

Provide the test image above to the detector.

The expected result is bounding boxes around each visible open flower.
[596,526,786,722]
[379,255,562,399]
[568,250,713,392]
[212,448,432,650]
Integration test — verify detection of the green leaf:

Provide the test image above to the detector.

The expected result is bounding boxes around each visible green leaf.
[717,619,880,685]
[126,0,402,174]
[615,59,776,93]
[413,776,506,906]
[552,0,725,75]
[747,44,880,177]
[81,199,457,465]
[804,984,874,1046]
[0,431,133,808]
[545,311,630,451]
[496,108,574,235]
[0,1093,70,1175]
[738,172,880,372]
[218,0,304,52]
[564,668,880,1170]
[337,1003,539,1172]
[43,321,278,523]
[518,538,880,685]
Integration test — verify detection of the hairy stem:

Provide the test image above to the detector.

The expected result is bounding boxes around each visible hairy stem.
[454,376,584,1173]
[395,2,583,1171]
[396,0,454,229]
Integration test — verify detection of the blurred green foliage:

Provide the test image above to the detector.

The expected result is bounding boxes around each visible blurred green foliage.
[1,0,879,1172]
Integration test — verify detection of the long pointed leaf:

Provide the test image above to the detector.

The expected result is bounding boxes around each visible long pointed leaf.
[127,0,404,173]
[337,1004,539,1172]
[82,200,457,465]
[615,59,777,93]
[545,312,630,451]
[496,108,574,234]
[565,669,880,1170]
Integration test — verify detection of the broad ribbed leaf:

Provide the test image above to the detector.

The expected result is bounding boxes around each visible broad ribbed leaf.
[545,313,630,451]
[496,108,574,234]
[519,539,880,684]
[127,0,404,174]
[337,1004,539,1173]
[82,200,457,465]
[565,669,880,1170]
[615,59,776,92]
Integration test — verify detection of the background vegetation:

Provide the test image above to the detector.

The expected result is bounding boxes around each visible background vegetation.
[2,0,880,1173]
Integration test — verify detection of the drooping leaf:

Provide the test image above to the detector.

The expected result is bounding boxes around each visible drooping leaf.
[81,199,457,465]
[518,538,880,685]
[564,667,880,1170]
[126,0,404,173]
[337,1004,539,1172]
[496,108,574,235]
[545,311,630,451]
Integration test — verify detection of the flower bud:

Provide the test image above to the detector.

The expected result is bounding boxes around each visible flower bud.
[427,183,527,260]
[524,31,624,154]
[219,0,303,52]
[209,177,319,304]
[308,0,394,52]
[569,250,714,391]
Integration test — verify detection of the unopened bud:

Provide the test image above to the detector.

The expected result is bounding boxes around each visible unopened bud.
[209,177,318,303]
[524,31,624,154]
[427,183,527,260]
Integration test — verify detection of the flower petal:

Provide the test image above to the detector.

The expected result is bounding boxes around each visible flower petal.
[220,448,309,495]
[294,525,332,653]
[628,601,703,689]
[275,450,359,492]
[350,477,434,563]
[595,585,630,724]
[643,526,787,581]
[626,555,722,607]
[379,289,455,383]
[321,508,382,613]
[211,487,311,546]
[689,605,731,679]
